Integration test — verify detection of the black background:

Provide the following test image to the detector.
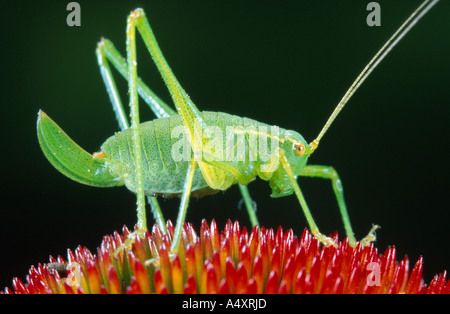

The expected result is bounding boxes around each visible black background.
[1,0,449,289]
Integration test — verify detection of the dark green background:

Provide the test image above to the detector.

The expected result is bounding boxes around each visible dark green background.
[1,0,449,289]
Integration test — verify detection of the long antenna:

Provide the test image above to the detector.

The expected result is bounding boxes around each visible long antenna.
[309,0,439,153]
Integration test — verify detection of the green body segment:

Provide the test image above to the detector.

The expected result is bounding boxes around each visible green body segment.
[100,111,310,197]
[37,109,310,199]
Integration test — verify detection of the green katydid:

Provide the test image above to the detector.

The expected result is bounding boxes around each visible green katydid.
[36,0,439,252]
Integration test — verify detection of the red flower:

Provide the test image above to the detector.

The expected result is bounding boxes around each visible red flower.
[3,220,448,294]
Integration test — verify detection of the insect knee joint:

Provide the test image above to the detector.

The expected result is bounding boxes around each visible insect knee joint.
[130,8,145,21]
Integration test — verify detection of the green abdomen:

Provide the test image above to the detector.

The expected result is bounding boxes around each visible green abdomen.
[101,111,282,197]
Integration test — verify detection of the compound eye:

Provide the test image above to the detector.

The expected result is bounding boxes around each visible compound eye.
[293,142,305,157]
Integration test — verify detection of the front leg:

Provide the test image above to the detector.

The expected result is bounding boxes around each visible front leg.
[300,165,379,247]
[277,150,337,247]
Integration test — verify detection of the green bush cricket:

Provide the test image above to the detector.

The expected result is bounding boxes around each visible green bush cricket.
[37,0,439,252]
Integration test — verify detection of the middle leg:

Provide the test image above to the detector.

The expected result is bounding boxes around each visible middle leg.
[127,9,260,229]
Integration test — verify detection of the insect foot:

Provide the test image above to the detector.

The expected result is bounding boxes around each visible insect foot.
[313,232,338,248]
[114,229,147,256]
[360,225,381,248]
[144,252,178,269]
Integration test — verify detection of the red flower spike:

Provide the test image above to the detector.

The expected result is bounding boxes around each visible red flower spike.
[128,277,142,294]
[211,252,222,287]
[23,275,36,294]
[220,238,231,277]
[248,226,259,262]
[278,282,288,294]
[270,245,282,277]
[223,220,232,242]
[87,259,102,294]
[67,249,76,266]
[152,223,164,249]
[186,222,198,246]
[231,220,240,262]
[399,256,410,292]
[107,265,122,294]
[133,258,151,294]
[210,219,220,253]
[275,226,283,246]
[346,261,364,293]
[171,255,184,294]
[240,244,252,279]
[378,246,397,293]
[308,256,322,293]
[294,270,314,294]
[282,229,296,265]
[218,279,230,294]
[162,234,172,253]
[201,261,218,294]
[252,256,264,294]
[427,272,446,294]
[320,268,343,294]
[444,276,450,294]
[63,281,75,294]
[148,232,160,260]
[122,225,131,239]
[158,242,173,293]
[281,255,295,292]
[299,228,310,247]
[183,275,197,294]
[435,272,448,294]
[41,265,58,294]
[235,262,249,294]
[317,247,334,291]
[405,256,424,294]
[201,218,210,232]
[264,270,279,294]
[266,228,275,262]
[200,219,210,250]
[184,244,197,282]
[193,240,203,286]
[132,231,149,264]
[112,231,123,251]
[245,278,258,294]
[3,220,448,294]
[225,257,236,293]
[387,257,408,294]
[293,246,307,280]
[98,247,113,291]
[159,285,169,294]
[259,231,270,284]
[331,231,339,243]
[241,226,249,242]
[166,220,175,239]
[202,229,213,261]
[275,226,285,267]
[153,269,165,294]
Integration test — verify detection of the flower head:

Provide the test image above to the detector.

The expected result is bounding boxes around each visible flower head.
[3,220,448,294]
